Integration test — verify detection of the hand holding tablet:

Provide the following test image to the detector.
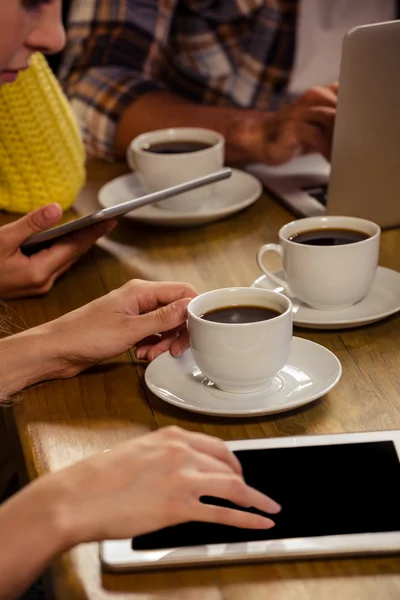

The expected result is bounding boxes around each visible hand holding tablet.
[21,168,232,255]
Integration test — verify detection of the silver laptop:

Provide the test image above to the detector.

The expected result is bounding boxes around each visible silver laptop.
[246,20,400,229]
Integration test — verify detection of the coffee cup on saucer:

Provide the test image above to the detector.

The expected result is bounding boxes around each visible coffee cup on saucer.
[256,216,380,311]
[126,128,224,210]
[187,287,292,394]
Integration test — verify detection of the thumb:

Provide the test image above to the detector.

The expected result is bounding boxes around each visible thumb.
[329,81,339,94]
[133,298,191,342]
[1,203,63,251]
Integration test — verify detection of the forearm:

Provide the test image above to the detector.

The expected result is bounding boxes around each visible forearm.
[114,90,271,164]
[0,326,65,398]
[0,477,71,600]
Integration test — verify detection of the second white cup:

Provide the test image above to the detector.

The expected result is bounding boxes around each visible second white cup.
[127,127,224,210]
[256,216,380,310]
[188,287,292,394]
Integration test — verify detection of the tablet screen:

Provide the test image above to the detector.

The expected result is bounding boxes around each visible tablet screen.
[132,441,400,551]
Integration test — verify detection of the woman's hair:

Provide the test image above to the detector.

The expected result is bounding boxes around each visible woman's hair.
[0,302,27,338]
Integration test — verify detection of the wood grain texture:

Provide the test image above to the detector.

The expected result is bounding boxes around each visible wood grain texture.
[2,160,400,599]
[0,409,16,498]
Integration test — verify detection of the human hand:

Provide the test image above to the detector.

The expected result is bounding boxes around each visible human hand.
[42,426,281,547]
[231,83,337,165]
[0,203,116,299]
[42,279,197,378]
[263,83,338,164]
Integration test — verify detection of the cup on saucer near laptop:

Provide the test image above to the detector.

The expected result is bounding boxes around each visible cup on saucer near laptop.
[127,128,224,210]
[257,216,380,311]
[187,287,292,393]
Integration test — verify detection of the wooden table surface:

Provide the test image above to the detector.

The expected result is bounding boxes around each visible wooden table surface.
[4,160,400,600]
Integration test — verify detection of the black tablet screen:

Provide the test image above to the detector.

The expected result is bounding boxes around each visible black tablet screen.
[132,441,400,551]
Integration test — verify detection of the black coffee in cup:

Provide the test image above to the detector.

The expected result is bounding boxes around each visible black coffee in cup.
[289,228,370,246]
[200,305,280,324]
[143,141,213,154]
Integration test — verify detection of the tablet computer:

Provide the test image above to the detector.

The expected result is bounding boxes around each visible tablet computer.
[100,429,400,571]
[21,168,231,254]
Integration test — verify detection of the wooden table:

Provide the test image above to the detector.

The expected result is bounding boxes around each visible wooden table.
[3,161,400,600]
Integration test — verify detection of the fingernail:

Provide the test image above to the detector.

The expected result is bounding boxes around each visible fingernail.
[260,518,275,529]
[135,348,145,360]
[268,501,282,514]
[43,203,62,221]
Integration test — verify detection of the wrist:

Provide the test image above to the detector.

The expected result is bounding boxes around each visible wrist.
[0,475,76,585]
[224,110,273,164]
[0,325,70,397]
[32,462,105,549]
[25,473,84,554]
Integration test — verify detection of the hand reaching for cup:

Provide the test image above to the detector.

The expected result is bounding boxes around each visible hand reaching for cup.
[46,279,198,376]
[1,279,197,396]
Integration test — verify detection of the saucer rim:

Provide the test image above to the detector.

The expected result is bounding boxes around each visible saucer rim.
[251,266,400,329]
[98,168,262,225]
[144,337,342,418]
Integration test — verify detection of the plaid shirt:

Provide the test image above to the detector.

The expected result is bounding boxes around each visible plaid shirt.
[59,0,298,160]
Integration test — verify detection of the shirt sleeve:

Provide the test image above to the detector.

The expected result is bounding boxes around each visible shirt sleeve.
[59,0,173,160]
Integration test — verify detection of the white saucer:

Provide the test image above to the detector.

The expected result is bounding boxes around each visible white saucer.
[144,337,341,417]
[251,266,400,330]
[98,169,262,227]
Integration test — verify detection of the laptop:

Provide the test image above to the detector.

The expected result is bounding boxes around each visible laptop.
[246,20,400,229]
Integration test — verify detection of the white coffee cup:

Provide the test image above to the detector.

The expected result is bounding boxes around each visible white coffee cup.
[256,216,380,310]
[126,128,224,210]
[188,287,292,394]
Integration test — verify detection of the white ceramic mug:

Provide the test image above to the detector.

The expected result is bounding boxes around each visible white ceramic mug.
[188,287,292,394]
[256,216,380,310]
[127,128,224,210]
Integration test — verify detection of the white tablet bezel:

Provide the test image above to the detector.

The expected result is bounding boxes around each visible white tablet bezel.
[100,429,400,572]
[21,168,231,251]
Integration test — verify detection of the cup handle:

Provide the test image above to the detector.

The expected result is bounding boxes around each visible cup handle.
[256,244,289,291]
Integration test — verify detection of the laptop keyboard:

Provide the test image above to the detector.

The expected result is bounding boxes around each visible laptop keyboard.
[302,184,329,206]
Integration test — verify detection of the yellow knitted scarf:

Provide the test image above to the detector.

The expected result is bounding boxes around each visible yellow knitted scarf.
[0,53,85,214]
